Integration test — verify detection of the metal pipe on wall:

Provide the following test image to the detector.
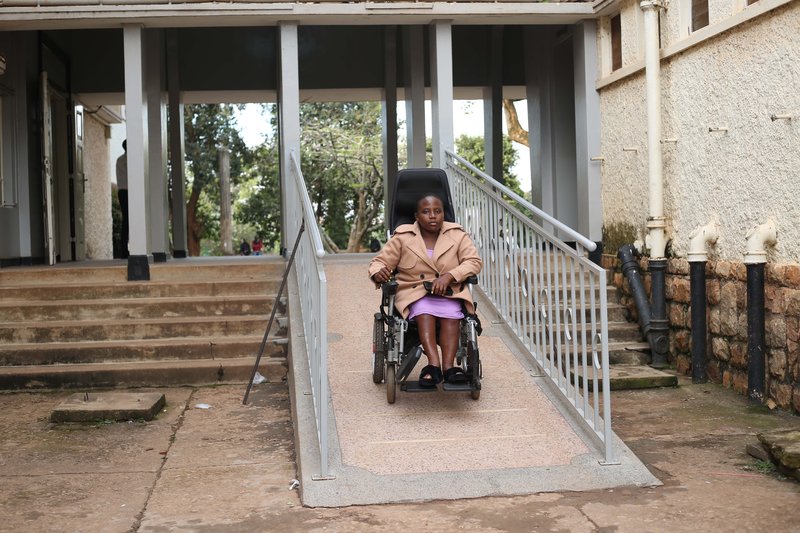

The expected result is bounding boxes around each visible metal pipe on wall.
[687,222,719,383]
[744,220,777,403]
[640,0,667,261]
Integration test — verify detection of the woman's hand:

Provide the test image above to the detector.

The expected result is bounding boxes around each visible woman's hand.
[430,272,454,296]
[372,266,393,284]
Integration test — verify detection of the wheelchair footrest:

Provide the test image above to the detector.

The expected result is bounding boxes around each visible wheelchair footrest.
[400,381,438,393]
[442,381,479,392]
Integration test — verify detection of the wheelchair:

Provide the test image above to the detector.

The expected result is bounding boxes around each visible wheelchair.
[371,168,483,404]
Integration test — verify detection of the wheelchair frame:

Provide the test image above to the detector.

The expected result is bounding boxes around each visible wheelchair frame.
[372,278,482,404]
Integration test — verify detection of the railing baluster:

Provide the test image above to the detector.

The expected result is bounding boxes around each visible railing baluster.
[446,151,613,464]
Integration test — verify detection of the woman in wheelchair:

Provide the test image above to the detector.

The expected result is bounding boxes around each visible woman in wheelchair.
[369,193,482,388]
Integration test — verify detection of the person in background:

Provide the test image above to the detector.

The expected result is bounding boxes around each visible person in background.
[251,236,263,256]
[240,239,251,256]
[115,140,129,258]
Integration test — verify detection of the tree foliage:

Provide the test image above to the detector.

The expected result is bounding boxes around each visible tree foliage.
[234,140,281,250]
[183,104,250,255]
[455,134,524,197]
[299,102,385,252]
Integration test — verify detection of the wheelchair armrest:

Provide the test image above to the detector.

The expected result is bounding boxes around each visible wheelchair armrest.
[465,275,479,285]
[381,279,399,297]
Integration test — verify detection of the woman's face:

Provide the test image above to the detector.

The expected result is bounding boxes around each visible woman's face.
[415,196,444,233]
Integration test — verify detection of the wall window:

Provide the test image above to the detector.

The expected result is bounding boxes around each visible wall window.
[611,14,622,71]
[692,0,710,31]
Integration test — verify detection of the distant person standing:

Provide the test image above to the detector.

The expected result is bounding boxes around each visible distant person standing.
[251,236,263,256]
[115,140,129,258]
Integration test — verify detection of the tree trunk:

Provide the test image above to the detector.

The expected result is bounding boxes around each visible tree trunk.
[503,99,529,147]
[187,186,203,256]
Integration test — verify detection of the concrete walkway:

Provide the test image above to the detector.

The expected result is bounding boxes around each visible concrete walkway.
[1,370,799,531]
[291,255,658,506]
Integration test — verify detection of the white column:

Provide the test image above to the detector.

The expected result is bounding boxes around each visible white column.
[642,0,667,259]
[573,21,603,246]
[429,20,454,170]
[404,25,426,168]
[166,29,188,258]
[278,22,301,255]
[145,29,169,262]
[122,24,150,280]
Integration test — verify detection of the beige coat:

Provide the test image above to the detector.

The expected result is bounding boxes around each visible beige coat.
[368,221,483,318]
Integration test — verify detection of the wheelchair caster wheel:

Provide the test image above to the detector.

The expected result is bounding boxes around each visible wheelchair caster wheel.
[386,365,396,404]
[470,389,480,400]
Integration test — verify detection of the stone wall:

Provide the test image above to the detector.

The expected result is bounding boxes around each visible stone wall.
[603,254,800,414]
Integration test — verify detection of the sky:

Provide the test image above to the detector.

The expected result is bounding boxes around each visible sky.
[234,100,532,192]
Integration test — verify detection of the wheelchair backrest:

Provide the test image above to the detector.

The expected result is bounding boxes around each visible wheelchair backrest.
[389,168,455,233]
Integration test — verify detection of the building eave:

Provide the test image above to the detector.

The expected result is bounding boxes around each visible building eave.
[0,2,597,30]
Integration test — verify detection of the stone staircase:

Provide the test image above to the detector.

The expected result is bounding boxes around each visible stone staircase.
[505,281,676,389]
[0,258,288,389]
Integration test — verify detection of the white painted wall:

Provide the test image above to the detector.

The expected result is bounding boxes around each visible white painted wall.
[598,1,800,262]
[83,113,113,259]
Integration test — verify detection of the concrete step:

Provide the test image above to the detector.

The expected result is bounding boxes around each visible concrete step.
[517,321,642,344]
[0,279,282,302]
[0,258,285,285]
[0,315,276,344]
[505,302,629,323]
[0,295,278,322]
[0,356,287,390]
[609,344,650,365]
[0,335,287,366]
[570,364,678,391]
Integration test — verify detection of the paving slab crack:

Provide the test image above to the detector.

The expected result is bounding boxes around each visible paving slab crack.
[128,388,195,533]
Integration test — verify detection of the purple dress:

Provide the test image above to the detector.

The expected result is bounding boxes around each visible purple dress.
[407,249,465,320]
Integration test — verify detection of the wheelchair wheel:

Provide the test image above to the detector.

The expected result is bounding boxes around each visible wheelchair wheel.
[386,365,396,404]
[372,313,386,384]
[467,340,481,401]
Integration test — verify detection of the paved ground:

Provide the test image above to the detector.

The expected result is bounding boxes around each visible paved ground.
[0,375,798,532]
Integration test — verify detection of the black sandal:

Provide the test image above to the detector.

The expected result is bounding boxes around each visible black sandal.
[418,365,443,388]
[444,367,469,384]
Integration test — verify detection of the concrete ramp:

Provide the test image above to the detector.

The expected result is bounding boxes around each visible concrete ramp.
[289,255,659,507]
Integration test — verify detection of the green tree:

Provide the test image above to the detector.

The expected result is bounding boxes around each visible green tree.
[300,102,385,252]
[234,140,281,250]
[184,104,250,255]
[455,134,524,197]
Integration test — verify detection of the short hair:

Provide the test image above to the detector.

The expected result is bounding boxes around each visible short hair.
[416,193,444,211]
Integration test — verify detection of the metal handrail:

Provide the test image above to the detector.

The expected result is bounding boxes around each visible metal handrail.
[446,150,614,465]
[447,151,597,252]
[290,152,325,259]
[288,150,331,479]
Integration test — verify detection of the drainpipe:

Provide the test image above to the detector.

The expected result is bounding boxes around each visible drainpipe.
[640,0,669,369]
[687,222,720,383]
[618,244,652,339]
[744,220,777,403]
[641,0,667,262]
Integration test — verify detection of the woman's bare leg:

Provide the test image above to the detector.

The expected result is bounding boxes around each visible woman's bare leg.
[438,318,460,370]
[415,314,440,380]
